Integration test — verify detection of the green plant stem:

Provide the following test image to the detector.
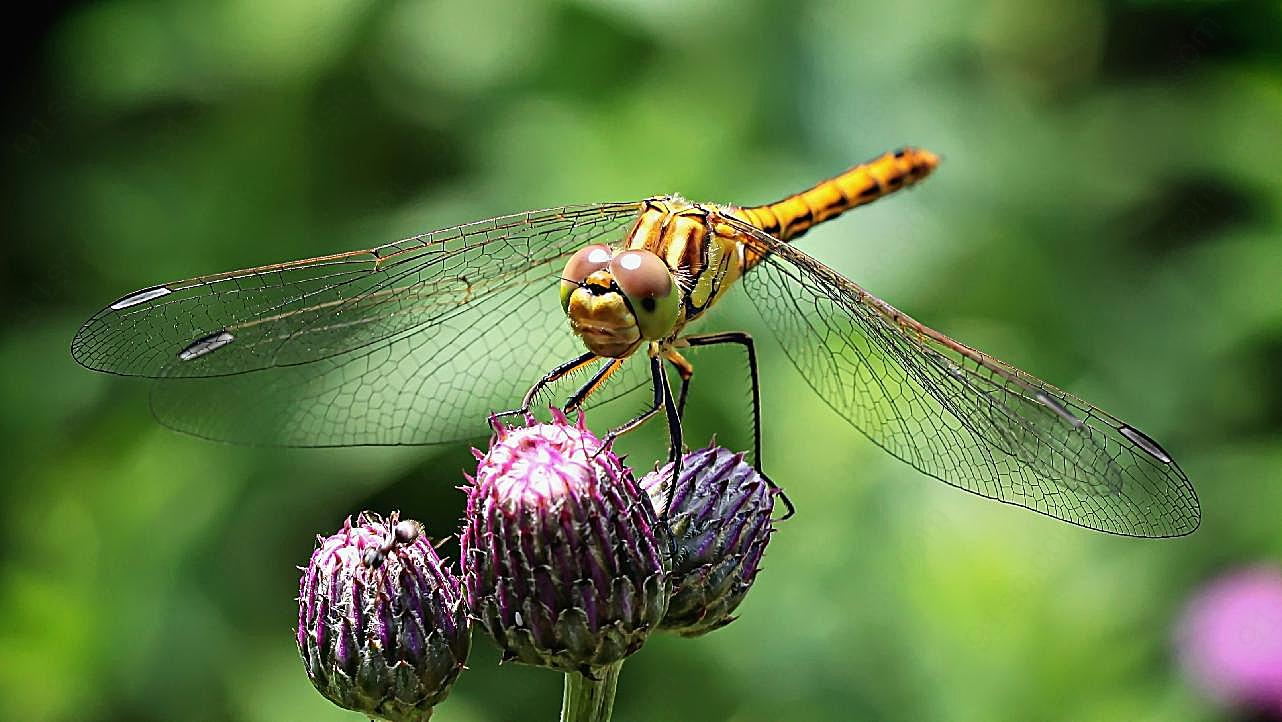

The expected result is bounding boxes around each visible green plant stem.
[560,660,624,722]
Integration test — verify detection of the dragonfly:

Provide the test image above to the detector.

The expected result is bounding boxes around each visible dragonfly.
[71,148,1200,537]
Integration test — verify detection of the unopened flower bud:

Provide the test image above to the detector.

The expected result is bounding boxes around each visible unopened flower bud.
[298,512,470,721]
[461,411,669,672]
[640,444,776,636]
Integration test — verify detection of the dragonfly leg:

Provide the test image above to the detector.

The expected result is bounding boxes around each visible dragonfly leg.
[664,349,694,418]
[598,354,667,444]
[658,356,683,517]
[494,351,598,422]
[595,353,683,486]
[574,351,683,517]
[563,357,625,412]
[683,331,795,520]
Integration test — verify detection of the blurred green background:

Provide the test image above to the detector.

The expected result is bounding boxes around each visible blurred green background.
[3,1,1280,720]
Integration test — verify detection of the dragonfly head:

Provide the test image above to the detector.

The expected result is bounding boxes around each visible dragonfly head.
[560,245,681,358]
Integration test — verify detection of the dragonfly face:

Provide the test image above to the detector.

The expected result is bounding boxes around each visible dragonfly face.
[71,146,1201,537]
[559,245,680,358]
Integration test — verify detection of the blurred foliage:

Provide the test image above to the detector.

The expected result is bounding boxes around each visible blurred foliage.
[3,1,1281,720]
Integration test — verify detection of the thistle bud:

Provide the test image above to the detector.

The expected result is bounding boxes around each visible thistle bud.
[640,444,776,636]
[461,411,669,672]
[297,512,470,722]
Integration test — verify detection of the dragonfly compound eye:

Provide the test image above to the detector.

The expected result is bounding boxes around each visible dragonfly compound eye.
[560,244,613,310]
[612,250,680,340]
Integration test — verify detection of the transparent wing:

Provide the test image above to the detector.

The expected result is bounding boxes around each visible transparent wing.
[72,203,640,378]
[732,220,1200,537]
[73,203,646,446]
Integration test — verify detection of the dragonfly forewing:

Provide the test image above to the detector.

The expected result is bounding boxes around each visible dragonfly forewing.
[74,203,644,446]
[72,203,641,379]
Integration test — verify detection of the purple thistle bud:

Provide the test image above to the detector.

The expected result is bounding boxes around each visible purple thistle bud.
[461,410,669,672]
[298,512,470,722]
[639,444,777,637]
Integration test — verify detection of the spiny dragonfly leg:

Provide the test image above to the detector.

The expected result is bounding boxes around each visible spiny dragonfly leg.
[563,357,625,412]
[596,354,668,446]
[658,356,683,517]
[683,331,795,520]
[664,348,694,419]
[494,351,598,423]
[589,353,685,513]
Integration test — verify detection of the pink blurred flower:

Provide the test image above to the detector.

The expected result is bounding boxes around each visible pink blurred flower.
[1178,565,1282,716]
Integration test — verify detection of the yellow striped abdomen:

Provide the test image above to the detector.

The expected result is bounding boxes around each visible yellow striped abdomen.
[736,147,940,248]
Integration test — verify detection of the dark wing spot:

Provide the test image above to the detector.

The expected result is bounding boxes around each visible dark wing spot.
[1035,392,1084,428]
[110,286,173,310]
[178,330,236,361]
[1118,424,1173,464]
